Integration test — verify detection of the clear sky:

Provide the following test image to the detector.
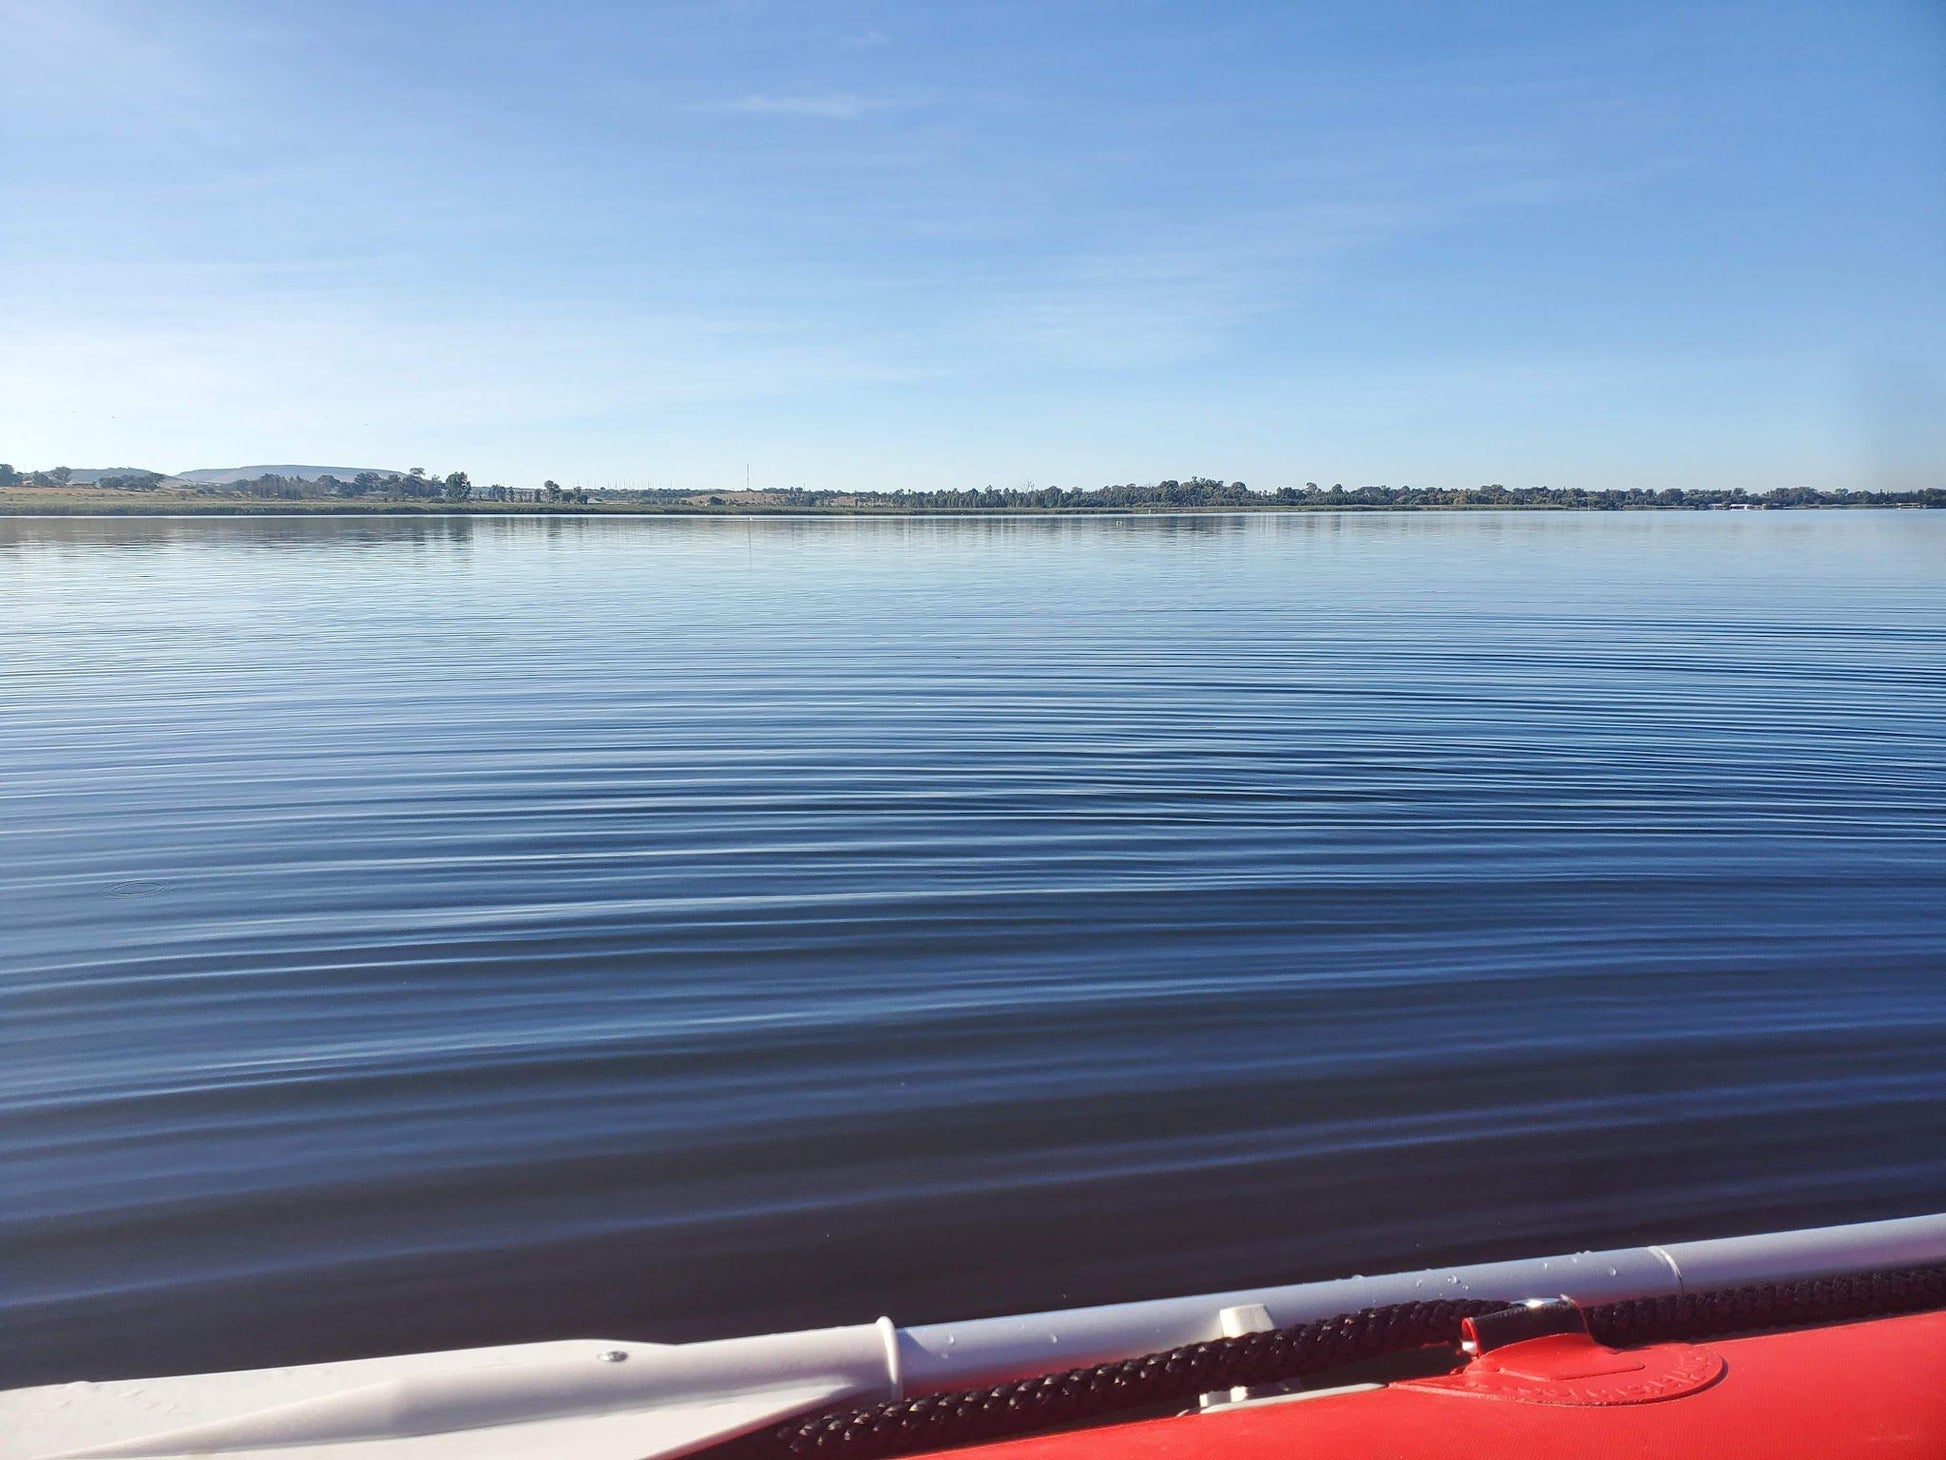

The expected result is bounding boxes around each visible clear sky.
[4,0,1943,493]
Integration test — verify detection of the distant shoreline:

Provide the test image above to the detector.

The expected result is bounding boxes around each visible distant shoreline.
[4,491,1939,518]
[7,471,1941,516]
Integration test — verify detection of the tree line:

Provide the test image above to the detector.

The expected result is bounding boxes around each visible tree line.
[639,479,1943,510]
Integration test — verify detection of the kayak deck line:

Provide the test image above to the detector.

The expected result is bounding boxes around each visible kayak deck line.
[5,1211,1944,1460]
[895,1209,1946,1392]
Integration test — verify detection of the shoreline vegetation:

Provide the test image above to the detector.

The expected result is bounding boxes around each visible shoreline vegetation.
[2,466,1940,516]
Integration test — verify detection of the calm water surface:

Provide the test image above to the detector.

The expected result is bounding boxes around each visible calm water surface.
[3,511,1944,1385]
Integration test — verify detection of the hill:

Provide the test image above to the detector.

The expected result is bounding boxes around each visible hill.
[175,465,396,484]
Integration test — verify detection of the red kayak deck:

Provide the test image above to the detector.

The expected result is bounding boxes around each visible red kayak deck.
[919,1309,1946,1459]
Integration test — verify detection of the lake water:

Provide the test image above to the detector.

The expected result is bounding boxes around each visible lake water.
[4,510,1944,1387]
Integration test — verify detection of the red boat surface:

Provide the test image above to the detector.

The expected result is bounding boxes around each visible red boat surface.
[924,1309,1946,1460]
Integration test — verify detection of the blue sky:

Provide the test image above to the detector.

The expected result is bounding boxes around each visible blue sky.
[3,0,1942,492]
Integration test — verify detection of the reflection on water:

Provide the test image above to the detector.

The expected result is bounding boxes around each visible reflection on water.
[3,511,1944,1385]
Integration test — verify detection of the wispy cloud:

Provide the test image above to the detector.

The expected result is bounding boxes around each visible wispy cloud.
[0,0,229,135]
[707,92,891,120]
